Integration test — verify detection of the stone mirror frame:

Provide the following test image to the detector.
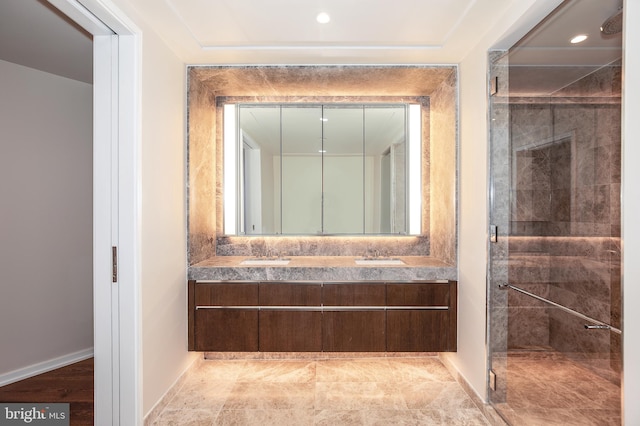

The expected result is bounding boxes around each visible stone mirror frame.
[187,66,457,264]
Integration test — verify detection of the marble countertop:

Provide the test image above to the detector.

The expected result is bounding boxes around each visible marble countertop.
[188,256,456,282]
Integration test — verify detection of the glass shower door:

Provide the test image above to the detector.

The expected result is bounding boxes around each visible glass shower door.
[487,1,622,424]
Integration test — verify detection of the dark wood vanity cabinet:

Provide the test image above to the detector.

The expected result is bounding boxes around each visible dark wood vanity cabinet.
[322,283,386,351]
[189,281,259,351]
[386,282,457,352]
[258,282,322,352]
[188,280,457,353]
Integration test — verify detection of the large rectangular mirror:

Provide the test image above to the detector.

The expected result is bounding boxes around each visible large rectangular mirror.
[224,103,421,235]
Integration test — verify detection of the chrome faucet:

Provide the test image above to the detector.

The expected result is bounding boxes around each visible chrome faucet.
[362,250,384,260]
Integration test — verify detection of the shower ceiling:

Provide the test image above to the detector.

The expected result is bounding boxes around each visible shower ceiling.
[507,0,623,96]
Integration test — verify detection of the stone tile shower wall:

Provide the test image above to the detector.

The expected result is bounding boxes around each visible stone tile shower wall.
[506,62,621,373]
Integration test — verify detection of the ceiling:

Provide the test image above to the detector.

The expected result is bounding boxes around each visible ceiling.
[149,0,492,64]
[0,0,623,90]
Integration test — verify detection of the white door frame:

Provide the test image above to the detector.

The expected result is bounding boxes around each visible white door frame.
[47,0,141,424]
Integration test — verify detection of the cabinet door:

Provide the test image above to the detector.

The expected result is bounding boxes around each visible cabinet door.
[386,310,450,351]
[322,282,386,352]
[194,282,259,351]
[386,282,456,351]
[259,282,322,351]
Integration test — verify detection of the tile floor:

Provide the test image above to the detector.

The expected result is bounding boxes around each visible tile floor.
[493,350,621,426]
[152,357,491,425]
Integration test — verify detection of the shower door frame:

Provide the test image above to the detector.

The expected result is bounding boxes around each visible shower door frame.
[486,2,627,421]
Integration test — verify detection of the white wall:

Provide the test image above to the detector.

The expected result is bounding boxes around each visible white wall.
[449,0,563,400]
[622,0,640,423]
[138,23,192,419]
[104,1,195,415]
[0,59,93,381]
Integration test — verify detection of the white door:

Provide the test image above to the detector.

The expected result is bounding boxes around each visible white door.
[243,143,262,234]
[46,1,141,423]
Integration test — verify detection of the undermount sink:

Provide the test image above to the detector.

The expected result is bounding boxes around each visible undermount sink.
[240,258,291,266]
[355,258,405,266]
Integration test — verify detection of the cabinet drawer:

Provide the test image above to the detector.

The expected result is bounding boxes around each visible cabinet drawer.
[323,311,386,352]
[195,282,258,306]
[386,310,451,351]
[194,309,258,351]
[259,282,321,306]
[323,282,386,306]
[259,311,322,351]
[386,282,449,307]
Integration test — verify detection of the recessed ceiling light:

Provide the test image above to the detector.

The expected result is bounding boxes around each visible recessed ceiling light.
[320,117,328,122]
[316,12,330,24]
[570,34,588,44]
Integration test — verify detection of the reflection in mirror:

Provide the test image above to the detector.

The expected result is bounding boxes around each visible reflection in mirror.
[224,103,421,236]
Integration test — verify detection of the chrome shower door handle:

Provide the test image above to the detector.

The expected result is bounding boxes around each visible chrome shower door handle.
[584,324,611,330]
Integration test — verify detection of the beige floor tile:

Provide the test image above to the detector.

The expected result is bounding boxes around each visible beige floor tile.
[507,408,619,426]
[315,359,394,382]
[314,409,366,425]
[223,382,316,410]
[363,409,490,426]
[508,359,604,383]
[235,360,316,383]
[213,409,315,425]
[315,382,407,410]
[194,360,247,382]
[399,381,478,410]
[166,379,234,410]
[153,357,493,425]
[496,350,621,425]
[152,408,216,426]
[387,358,456,382]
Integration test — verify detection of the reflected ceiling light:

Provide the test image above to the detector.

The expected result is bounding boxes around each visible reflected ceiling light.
[570,34,588,44]
[320,117,328,122]
[316,12,330,24]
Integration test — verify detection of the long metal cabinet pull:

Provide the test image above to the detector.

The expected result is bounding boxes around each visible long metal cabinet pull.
[502,283,621,335]
[195,305,449,311]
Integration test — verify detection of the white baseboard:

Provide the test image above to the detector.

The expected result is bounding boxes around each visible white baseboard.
[0,347,94,387]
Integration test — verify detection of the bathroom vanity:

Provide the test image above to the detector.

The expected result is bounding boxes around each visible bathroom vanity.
[188,279,457,353]
[185,66,460,355]
[187,256,457,353]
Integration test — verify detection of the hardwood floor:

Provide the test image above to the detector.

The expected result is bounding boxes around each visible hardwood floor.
[0,358,94,425]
